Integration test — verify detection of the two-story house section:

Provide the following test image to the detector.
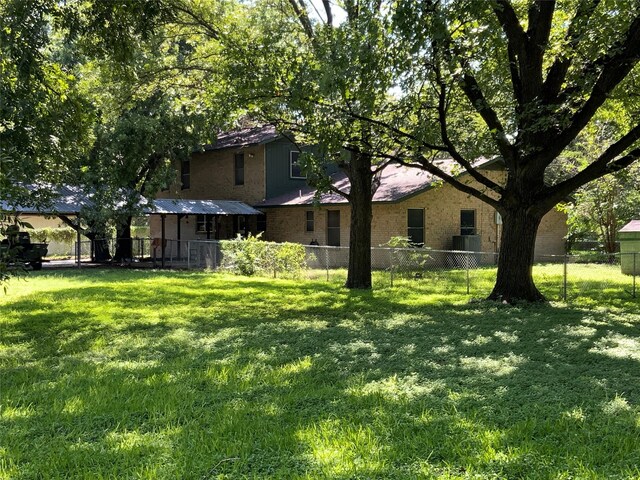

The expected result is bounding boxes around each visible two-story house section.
[149,124,322,244]
[150,124,567,260]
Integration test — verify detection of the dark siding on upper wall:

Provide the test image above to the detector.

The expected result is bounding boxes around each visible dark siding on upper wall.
[265,138,338,199]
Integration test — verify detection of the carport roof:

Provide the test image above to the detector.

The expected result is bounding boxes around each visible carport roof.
[0,185,91,215]
[147,199,263,216]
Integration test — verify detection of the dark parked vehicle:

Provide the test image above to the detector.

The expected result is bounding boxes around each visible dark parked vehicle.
[0,227,48,270]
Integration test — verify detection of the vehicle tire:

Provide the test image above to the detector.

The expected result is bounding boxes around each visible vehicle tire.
[31,261,43,271]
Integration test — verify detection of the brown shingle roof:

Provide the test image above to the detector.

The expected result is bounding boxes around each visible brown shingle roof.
[257,162,451,207]
[257,158,500,207]
[203,125,279,151]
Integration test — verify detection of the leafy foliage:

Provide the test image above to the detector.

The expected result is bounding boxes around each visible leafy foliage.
[221,234,307,278]
[0,0,94,208]
[565,163,640,253]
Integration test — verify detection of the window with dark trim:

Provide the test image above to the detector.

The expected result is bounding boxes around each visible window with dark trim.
[234,153,244,186]
[181,159,190,190]
[290,151,306,179]
[407,209,425,246]
[257,214,267,233]
[306,211,314,232]
[196,214,213,233]
[236,215,247,235]
[327,210,340,246]
[461,209,476,235]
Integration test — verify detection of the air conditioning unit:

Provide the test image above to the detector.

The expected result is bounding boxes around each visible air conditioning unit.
[452,235,481,252]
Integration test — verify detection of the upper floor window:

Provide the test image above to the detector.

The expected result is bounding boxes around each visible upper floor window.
[181,160,190,190]
[461,209,476,235]
[234,153,244,186]
[407,209,424,246]
[306,211,314,232]
[290,151,306,179]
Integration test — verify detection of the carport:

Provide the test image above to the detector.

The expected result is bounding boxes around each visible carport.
[0,185,92,267]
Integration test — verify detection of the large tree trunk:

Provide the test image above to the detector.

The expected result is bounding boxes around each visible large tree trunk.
[90,235,112,262]
[489,207,545,303]
[58,214,112,262]
[114,217,133,261]
[345,152,373,289]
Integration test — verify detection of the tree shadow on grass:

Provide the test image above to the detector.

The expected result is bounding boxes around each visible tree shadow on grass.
[1,272,639,478]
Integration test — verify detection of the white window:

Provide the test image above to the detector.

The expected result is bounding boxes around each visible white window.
[290,151,306,179]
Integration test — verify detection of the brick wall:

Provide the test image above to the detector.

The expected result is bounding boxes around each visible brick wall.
[263,205,350,247]
[159,145,266,205]
[262,176,567,256]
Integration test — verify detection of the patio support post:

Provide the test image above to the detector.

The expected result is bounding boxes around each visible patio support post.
[206,214,212,240]
[177,214,184,260]
[161,214,166,269]
[76,214,81,268]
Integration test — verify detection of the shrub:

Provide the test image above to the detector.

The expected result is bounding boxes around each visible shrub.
[26,227,77,244]
[383,236,432,276]
[220,234,307,278]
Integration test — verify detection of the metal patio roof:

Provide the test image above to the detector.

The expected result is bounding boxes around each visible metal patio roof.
[148,199,263,216]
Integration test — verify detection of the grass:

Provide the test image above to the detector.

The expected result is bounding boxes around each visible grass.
[1,268,639,479]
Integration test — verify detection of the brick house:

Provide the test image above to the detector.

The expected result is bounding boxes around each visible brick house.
[150,125,325,244]
[151,125,567,257]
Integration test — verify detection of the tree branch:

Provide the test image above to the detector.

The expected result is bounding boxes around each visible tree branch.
[288,0,314,39]
[322,0,333,26]
[492,0,528,103]
[458,72,512,160]
[527,1,555,48]
[540,123,640,209]
[171,2,220,40]
[542,0,601,103]
[493,0,527,50]
[394,155,502,210]
[527,1,555,95]
[543,14,640,162]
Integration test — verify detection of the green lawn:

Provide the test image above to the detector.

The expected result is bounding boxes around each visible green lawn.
[1,269,639,479]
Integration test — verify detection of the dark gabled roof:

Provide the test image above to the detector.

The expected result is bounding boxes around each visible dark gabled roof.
[257,158,498,207]
[202,125,279,152]
[148,199,262,216]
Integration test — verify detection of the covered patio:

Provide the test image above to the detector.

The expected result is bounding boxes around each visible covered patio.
[146,199,264,267]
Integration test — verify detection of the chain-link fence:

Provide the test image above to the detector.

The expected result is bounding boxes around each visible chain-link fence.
[74,237,179,265]
[70,238,638,301]
[183,241,638,300]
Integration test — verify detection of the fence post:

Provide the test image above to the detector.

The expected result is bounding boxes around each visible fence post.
[633,252,637,299]
[466,252,470,295]
[563,254,568,301]
[390,250,394,288]
[273,245,277,279]
[325,247,329,282]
